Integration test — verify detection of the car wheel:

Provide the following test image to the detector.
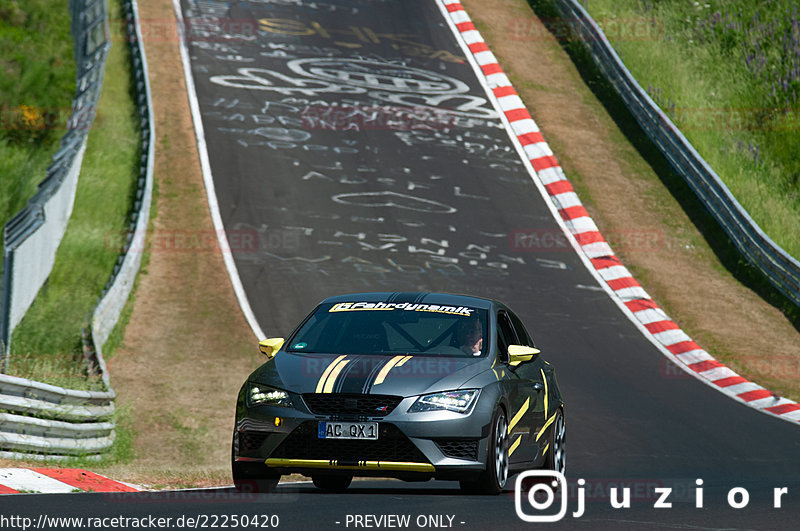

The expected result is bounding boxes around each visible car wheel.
[543,408,566,476]
[460,407,508,495]
[231,438,280,493]
[312,475,352,492]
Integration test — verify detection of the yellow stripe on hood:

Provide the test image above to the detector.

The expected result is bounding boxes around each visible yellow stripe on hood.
[315,355,348,393]
[373,355,412,386]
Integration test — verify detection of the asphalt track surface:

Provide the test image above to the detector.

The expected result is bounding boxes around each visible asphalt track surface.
[12,0,799,529]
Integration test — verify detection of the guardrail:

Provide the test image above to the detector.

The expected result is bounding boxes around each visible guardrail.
[0,373,115,459]
[0,0,154,459]
[550,0,800,308]
[83,0,155,388]
[0,0,110,365]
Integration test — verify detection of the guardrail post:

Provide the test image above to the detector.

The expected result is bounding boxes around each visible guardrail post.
[0,248,12,371]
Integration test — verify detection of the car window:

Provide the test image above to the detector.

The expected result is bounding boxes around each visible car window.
[286,301,488,357]
[508,310,534,347]
[496,311,518,362]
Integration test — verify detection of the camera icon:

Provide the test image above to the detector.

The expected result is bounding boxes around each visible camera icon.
[514,470,568,522]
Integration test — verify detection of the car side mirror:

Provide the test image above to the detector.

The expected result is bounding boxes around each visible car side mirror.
[508,344,540,366]
[258,337,285,359]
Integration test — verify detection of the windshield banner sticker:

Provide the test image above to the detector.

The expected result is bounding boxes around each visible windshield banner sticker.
[330,301,474,316]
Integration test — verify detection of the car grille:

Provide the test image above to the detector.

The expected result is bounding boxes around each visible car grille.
[239,430,271,453]
[435,439,479,460]
[270,421,428,463]
[302,394,403,417]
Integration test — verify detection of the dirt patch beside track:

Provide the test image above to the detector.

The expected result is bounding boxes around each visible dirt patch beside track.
[461,0,800,398]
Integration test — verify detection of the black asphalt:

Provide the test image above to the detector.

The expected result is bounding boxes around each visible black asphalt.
[10,0,798,529]
[6,480,800,530]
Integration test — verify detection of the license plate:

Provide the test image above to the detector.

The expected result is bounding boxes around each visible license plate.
[318,421,378,440]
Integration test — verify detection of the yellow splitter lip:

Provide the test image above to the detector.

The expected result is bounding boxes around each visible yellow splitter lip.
[265,458,435,472]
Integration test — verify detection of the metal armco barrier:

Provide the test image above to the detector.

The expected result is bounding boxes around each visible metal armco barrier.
[0,0,154,459]
[0,0,110,366]
[0,374,115,457]
[83,0,154,388]
[551,0,800,308]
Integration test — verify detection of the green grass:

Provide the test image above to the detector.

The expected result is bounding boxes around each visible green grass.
[0,0,76,263]
[6,0,140,390]
[581,0,800,262]
[522,0,800,323]
[66,405,136,468]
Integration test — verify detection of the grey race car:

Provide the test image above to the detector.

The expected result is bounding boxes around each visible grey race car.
[232,292,565,494]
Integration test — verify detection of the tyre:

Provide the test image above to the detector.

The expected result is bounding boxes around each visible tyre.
[542,408,566,476]
[232,464,280,493]
[312,475,352,492]
[460,407,508,495]
[231,437,280,493]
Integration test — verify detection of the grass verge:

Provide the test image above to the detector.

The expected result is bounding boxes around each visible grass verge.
[521,0,799,322]
[6,0,140,390]
[581,0,800,263]
[0,0,75,265]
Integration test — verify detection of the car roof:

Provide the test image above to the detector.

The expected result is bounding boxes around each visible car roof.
[319,292,497,310]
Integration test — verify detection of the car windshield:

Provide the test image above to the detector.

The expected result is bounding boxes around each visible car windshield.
[286,301,488,357]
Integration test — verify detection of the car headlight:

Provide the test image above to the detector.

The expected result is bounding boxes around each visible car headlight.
[246,383,293,408]
[408,389,480,414]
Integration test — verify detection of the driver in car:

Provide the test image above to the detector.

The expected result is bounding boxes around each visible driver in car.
[457,318,483,356]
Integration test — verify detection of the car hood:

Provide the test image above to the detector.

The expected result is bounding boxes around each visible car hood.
[250,352,490,397]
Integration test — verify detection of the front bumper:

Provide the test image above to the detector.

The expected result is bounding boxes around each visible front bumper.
[234,394,492,481]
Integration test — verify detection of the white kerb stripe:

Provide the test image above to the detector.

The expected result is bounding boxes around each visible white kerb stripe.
[441,0,460,5]
[510,119,539,136]
[485,72,511,87]
[675,349,713,365]
[598,265,634,282]
[779,409,800,421]
[473,50,497,66]
[459,30,483,45]
[612,286,651,301]
[653,329,692,346]
[765,397,795,408]
[496,94,525,112]
[551,191,582,210]
[747,397,782,408]
[0,469,77,493]
[722,382,761,396]
[448,10,470,24]
[523,142,554,161]
[564,217,599,235]
[580,241,615,259]
[698,367,739,382]
[632,307,670,325]
[536,166,565,185]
